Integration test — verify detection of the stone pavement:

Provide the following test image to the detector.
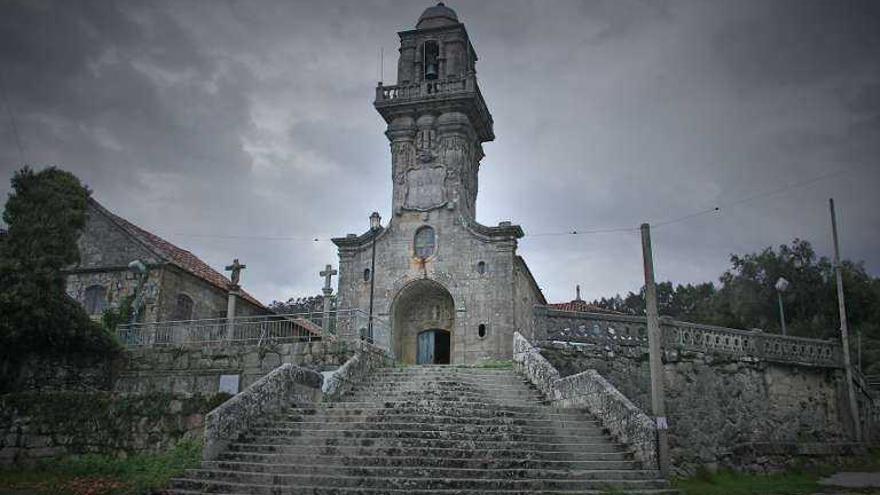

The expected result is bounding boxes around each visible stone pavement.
[818,472,880,493]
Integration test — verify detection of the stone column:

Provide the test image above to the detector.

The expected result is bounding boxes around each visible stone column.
[226,285,239,341]
[320,264,337,337]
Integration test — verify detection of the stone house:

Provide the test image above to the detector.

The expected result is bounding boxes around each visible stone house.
[65,199,265,323]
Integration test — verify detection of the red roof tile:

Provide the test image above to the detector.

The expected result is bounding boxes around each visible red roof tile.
[91,200,265,309]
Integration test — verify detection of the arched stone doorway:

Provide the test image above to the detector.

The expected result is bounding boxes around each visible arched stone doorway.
[391,279,455,364]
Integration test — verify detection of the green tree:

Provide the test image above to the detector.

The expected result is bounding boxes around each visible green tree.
[590,238,879,345]
[0,167,117,386]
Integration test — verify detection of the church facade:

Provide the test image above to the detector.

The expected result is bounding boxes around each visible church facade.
[333,3,545,365]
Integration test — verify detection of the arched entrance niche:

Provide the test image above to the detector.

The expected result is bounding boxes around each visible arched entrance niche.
[391,279,455,364]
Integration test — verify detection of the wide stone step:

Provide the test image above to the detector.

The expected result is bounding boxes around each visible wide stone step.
[352,379,538,389]
[359,379,530,385]
[338,390,546,404]
[168,488,680,495]
[286,405,598,423]
[331,396,546,406]
[200,462,660,479]
[284,407,593,421]
[322,401,559,412]
[373,367,518,374]
[237,434,622,450]
[226,443,632,460]
[215,453,642,470]
[276,414,601,428]
[173,471,670,491]
[246,427,610,442]
[259,420,604,435]
[347,387,543,397]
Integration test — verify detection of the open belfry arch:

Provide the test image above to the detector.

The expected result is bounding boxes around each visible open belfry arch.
[332,3,546,365]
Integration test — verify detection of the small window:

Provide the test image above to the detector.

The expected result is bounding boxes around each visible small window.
[476,261,486,274]
[84,285,107,315]
[363,268,372,282]
[478,324,487,339]
[171,294,194,321]
[414,226,436,259]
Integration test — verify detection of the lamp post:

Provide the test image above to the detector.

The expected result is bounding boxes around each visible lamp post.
[367,212,381,345]
[775,277,790,336]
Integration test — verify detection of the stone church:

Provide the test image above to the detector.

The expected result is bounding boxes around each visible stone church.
[333,3,546,365]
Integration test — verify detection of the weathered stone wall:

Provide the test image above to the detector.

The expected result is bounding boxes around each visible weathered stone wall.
[66,268,164,323]
[0,391,226,466]
[115,340,355,395]
[513,333,659,469]
[154,265,263,322]
[336,215,525,364]
[512,256,544,345]
[3,353,116,393]
[541,341,850,474]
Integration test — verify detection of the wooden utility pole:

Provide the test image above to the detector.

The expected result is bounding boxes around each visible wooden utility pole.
[830,199,862,442]
[640,223,670,474]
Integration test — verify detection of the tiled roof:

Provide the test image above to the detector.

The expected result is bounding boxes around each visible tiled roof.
[91,199,265,309]
[548,299,620,315]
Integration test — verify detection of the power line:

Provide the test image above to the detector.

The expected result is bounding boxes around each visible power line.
[528,163,864,237]
[172,233,327,242]
[166,163,866,243]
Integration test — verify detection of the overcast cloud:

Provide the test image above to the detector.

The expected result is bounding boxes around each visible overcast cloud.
[1,0,878,305]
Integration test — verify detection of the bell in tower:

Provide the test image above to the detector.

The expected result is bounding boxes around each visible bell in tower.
[424,41,439,80]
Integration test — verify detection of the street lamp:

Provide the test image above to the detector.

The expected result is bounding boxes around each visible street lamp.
[775,277,790,336]
[367,212,382,345]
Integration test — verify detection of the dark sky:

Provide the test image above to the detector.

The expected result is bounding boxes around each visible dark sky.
[1,0,878,305]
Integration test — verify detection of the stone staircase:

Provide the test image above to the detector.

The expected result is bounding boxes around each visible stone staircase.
[170,365,676,494]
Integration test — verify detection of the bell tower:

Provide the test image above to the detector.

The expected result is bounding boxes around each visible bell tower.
[374,2,494,221]
[334,3,545,365]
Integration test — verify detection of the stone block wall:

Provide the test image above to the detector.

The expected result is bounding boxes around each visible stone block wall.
[115,340,355,395]
[0,391,226,466]
[541,341,850,474]
[2,353,115,393]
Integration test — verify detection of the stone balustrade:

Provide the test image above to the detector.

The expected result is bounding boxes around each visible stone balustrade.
[376,76,472,102]
[535,306,842,368]
[513,332,659,470]
[202,363,323,460]
[322,341,394,401]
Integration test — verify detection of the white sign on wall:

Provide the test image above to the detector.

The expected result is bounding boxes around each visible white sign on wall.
[219,374,240,395]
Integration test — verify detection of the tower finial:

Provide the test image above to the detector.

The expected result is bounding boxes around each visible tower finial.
[575,284,582,301]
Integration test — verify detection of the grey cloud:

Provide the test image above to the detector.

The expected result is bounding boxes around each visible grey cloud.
[1,0,878,306]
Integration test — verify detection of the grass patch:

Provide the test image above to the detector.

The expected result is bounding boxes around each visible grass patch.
[467,359,514,369]
[674,469,820,495]
[0,439,201,495]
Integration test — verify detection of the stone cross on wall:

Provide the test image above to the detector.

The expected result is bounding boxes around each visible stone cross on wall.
[225,258,246,287]
[320,264,337,294]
